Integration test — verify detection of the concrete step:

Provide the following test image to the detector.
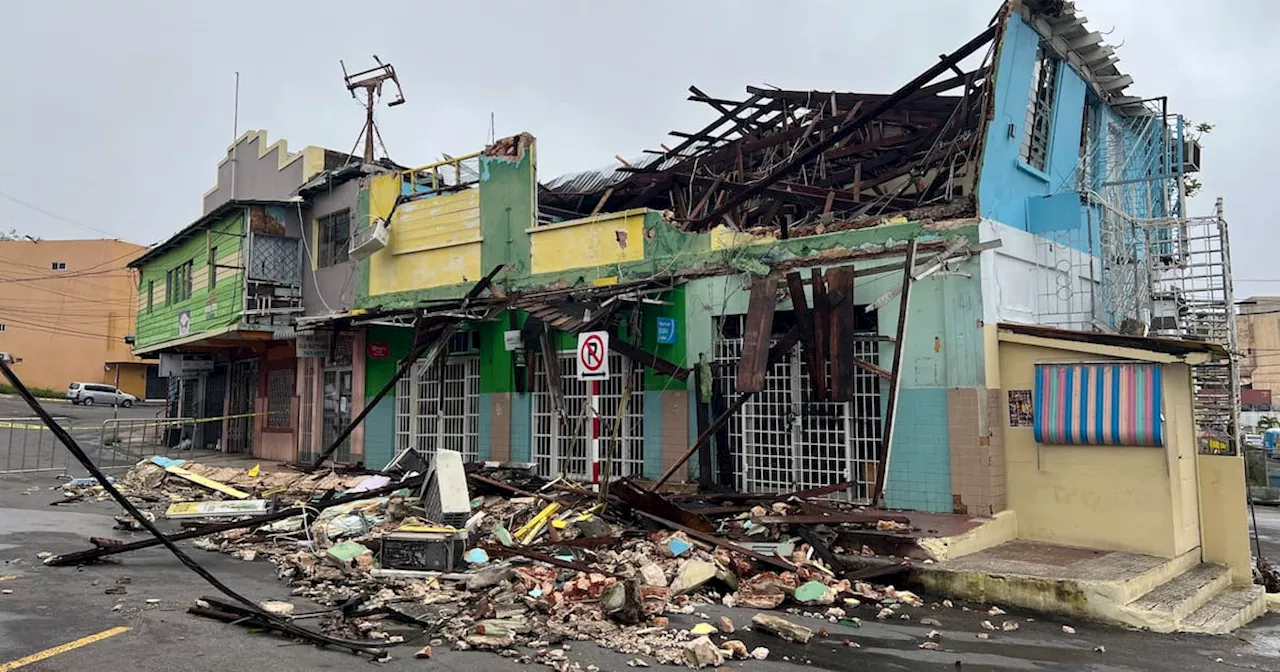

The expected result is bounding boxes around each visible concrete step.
[1122,563,1230,632]
[1178,585,1267,635]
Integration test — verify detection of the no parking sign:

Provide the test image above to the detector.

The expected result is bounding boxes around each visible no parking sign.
[576,331,609,381]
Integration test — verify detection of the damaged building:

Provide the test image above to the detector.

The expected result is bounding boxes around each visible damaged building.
[119,0,1258,635]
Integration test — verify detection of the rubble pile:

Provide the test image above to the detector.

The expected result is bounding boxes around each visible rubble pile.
[56,456,935,668]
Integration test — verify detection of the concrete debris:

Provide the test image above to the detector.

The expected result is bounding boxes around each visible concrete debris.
[1001,620,1019,632]
[1095,646,1106,653]
[689,622,718,636]
[751,613,813,643]
[926,630,940,640]
[976,632,990,640]
[919,641,939,650]
[987,606,1006,616]
[721,639,748,660]
[68,462,957,667]
[682,635,724,668]
[639,563,668,587]
[260,600,294,616]
[1061,625,1076,634]
[671,560,717,595]
[919,617,942,627]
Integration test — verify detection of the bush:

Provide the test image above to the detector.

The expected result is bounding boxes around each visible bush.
[0,383,65,400]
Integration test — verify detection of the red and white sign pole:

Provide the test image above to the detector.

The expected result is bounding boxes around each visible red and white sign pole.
[576,331,610,487]
[590,380,601,484]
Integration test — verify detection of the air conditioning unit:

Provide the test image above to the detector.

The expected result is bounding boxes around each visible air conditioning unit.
[348,218,389,261]
[420,449,472,529]
[1181,137,1202,173]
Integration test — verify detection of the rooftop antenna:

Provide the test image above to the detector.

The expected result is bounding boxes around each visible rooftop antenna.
[340,56,406,163]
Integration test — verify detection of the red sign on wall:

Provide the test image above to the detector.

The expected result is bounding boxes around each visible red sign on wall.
[367,342,391,360]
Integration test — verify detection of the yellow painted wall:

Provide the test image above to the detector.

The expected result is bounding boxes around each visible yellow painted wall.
[529,209,646,275]
[999,339,1200,558]
[709,224,776,250]
[1197,453,1252,584]
[102,362,148,399]
[367,185,483,296]
[0,239,148,393]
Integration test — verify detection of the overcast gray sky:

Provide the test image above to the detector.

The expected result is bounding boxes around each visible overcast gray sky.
[1,1,1274,294]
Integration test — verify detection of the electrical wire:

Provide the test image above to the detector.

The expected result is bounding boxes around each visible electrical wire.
[0,188,126,240]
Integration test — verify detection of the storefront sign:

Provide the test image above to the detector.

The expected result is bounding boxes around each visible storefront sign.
[503,330,523,351]
[296,331,329,359]
[367,342,391,359]
[158,353,214,378]
[656,317,677,345]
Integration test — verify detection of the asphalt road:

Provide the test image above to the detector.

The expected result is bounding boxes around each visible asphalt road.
[0,476,1278,671]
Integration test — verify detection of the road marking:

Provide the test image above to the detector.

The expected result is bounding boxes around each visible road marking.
[0,626,130,671]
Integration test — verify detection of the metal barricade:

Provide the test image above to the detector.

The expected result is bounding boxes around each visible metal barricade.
[97,416,199,471]
[0,417,72,474]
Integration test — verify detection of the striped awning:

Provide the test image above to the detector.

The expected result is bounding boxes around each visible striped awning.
[1033,362,1165,446]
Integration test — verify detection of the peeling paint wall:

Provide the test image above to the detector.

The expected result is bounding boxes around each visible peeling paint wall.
[529,209,647,276]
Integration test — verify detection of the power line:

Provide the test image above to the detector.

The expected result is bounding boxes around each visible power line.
[0,188,124,240]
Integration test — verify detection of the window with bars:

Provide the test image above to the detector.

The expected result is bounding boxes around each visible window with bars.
[394,352,481,462]
[317,210,351,268]
[1020,45,1059,172]
[1077,103,1095,191]
[712,312,882,501]
[266,368,293,429]
[531,350,646,481]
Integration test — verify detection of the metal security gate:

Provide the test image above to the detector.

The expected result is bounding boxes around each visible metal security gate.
[532,350,645,481]
[298,361,318,464]
[226,358,258,454]
[713,314,882,501]
[395,352,480,462]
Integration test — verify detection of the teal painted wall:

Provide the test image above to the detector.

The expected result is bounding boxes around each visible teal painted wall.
[135,211,246,350]
[362,325,414,470]
[883,388,951,511]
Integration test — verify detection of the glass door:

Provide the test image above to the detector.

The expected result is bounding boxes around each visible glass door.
[322,368,353,463]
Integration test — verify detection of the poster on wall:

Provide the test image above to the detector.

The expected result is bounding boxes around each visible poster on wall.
[1008,389,1033,427]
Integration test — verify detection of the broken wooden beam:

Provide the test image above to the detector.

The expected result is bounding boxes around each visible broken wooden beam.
[609,339,689,381]
[612,478,714,534]
[787,271,827,400]
[873,240,919,506]
[736,273,778,393]
[756,512,911,525]
[825,266,859,402]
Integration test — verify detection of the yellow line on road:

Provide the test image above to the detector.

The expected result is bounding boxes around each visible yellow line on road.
[0,626,130,671]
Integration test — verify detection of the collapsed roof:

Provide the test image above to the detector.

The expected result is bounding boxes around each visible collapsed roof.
[539,24,999,235]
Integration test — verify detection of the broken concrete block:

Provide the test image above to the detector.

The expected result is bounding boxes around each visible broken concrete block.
[751,613,813,643]
[260,600,294,616]
[681,635,724,668]
[670,560,716,595]
[793,580,833,605]
[721,639,748,660]
[414,646,433,659]
[639,563,668,587]
[718,616,735,633]
[750,647,770,660]
[601,580,643,625]
[689,622,717,636]
[467,565,515,591]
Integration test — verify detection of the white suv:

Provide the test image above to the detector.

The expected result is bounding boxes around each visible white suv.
[66,382,137,408]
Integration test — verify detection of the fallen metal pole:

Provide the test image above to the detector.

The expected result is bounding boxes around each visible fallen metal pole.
[46,471,426,566]
[872,239,918,507]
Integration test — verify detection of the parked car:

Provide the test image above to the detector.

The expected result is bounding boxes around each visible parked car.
[65,382,137,408]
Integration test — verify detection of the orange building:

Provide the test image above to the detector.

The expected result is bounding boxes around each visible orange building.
[0,238,158,398]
